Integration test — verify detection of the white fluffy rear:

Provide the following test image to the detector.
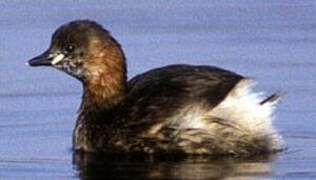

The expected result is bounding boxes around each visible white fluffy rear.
[211,79,277,135]
[165,78,282,154]
[209,78,282,151]
[158,78,282,154]
[169,79,279,133]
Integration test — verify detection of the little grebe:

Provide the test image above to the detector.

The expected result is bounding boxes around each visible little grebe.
[28,20,282,156]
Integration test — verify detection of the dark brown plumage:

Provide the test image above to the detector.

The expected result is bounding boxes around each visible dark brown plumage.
[28,20,282,156]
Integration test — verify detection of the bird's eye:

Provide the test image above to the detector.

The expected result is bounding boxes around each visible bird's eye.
[64,45,75,54]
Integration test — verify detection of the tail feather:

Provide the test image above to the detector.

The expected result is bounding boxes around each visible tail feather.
[260,93,280,105]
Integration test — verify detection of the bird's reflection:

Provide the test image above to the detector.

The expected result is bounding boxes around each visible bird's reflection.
[73,151,278,180]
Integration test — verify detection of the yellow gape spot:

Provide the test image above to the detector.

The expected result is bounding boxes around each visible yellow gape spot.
[51,54,65,65]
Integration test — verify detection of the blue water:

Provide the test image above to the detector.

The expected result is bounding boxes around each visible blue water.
[0,1,315,179]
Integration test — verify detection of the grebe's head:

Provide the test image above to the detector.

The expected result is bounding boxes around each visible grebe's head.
[28,20,126,82]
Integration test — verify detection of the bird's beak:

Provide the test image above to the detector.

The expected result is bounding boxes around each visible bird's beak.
[27,50,53,66]
[27,50,65,67]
